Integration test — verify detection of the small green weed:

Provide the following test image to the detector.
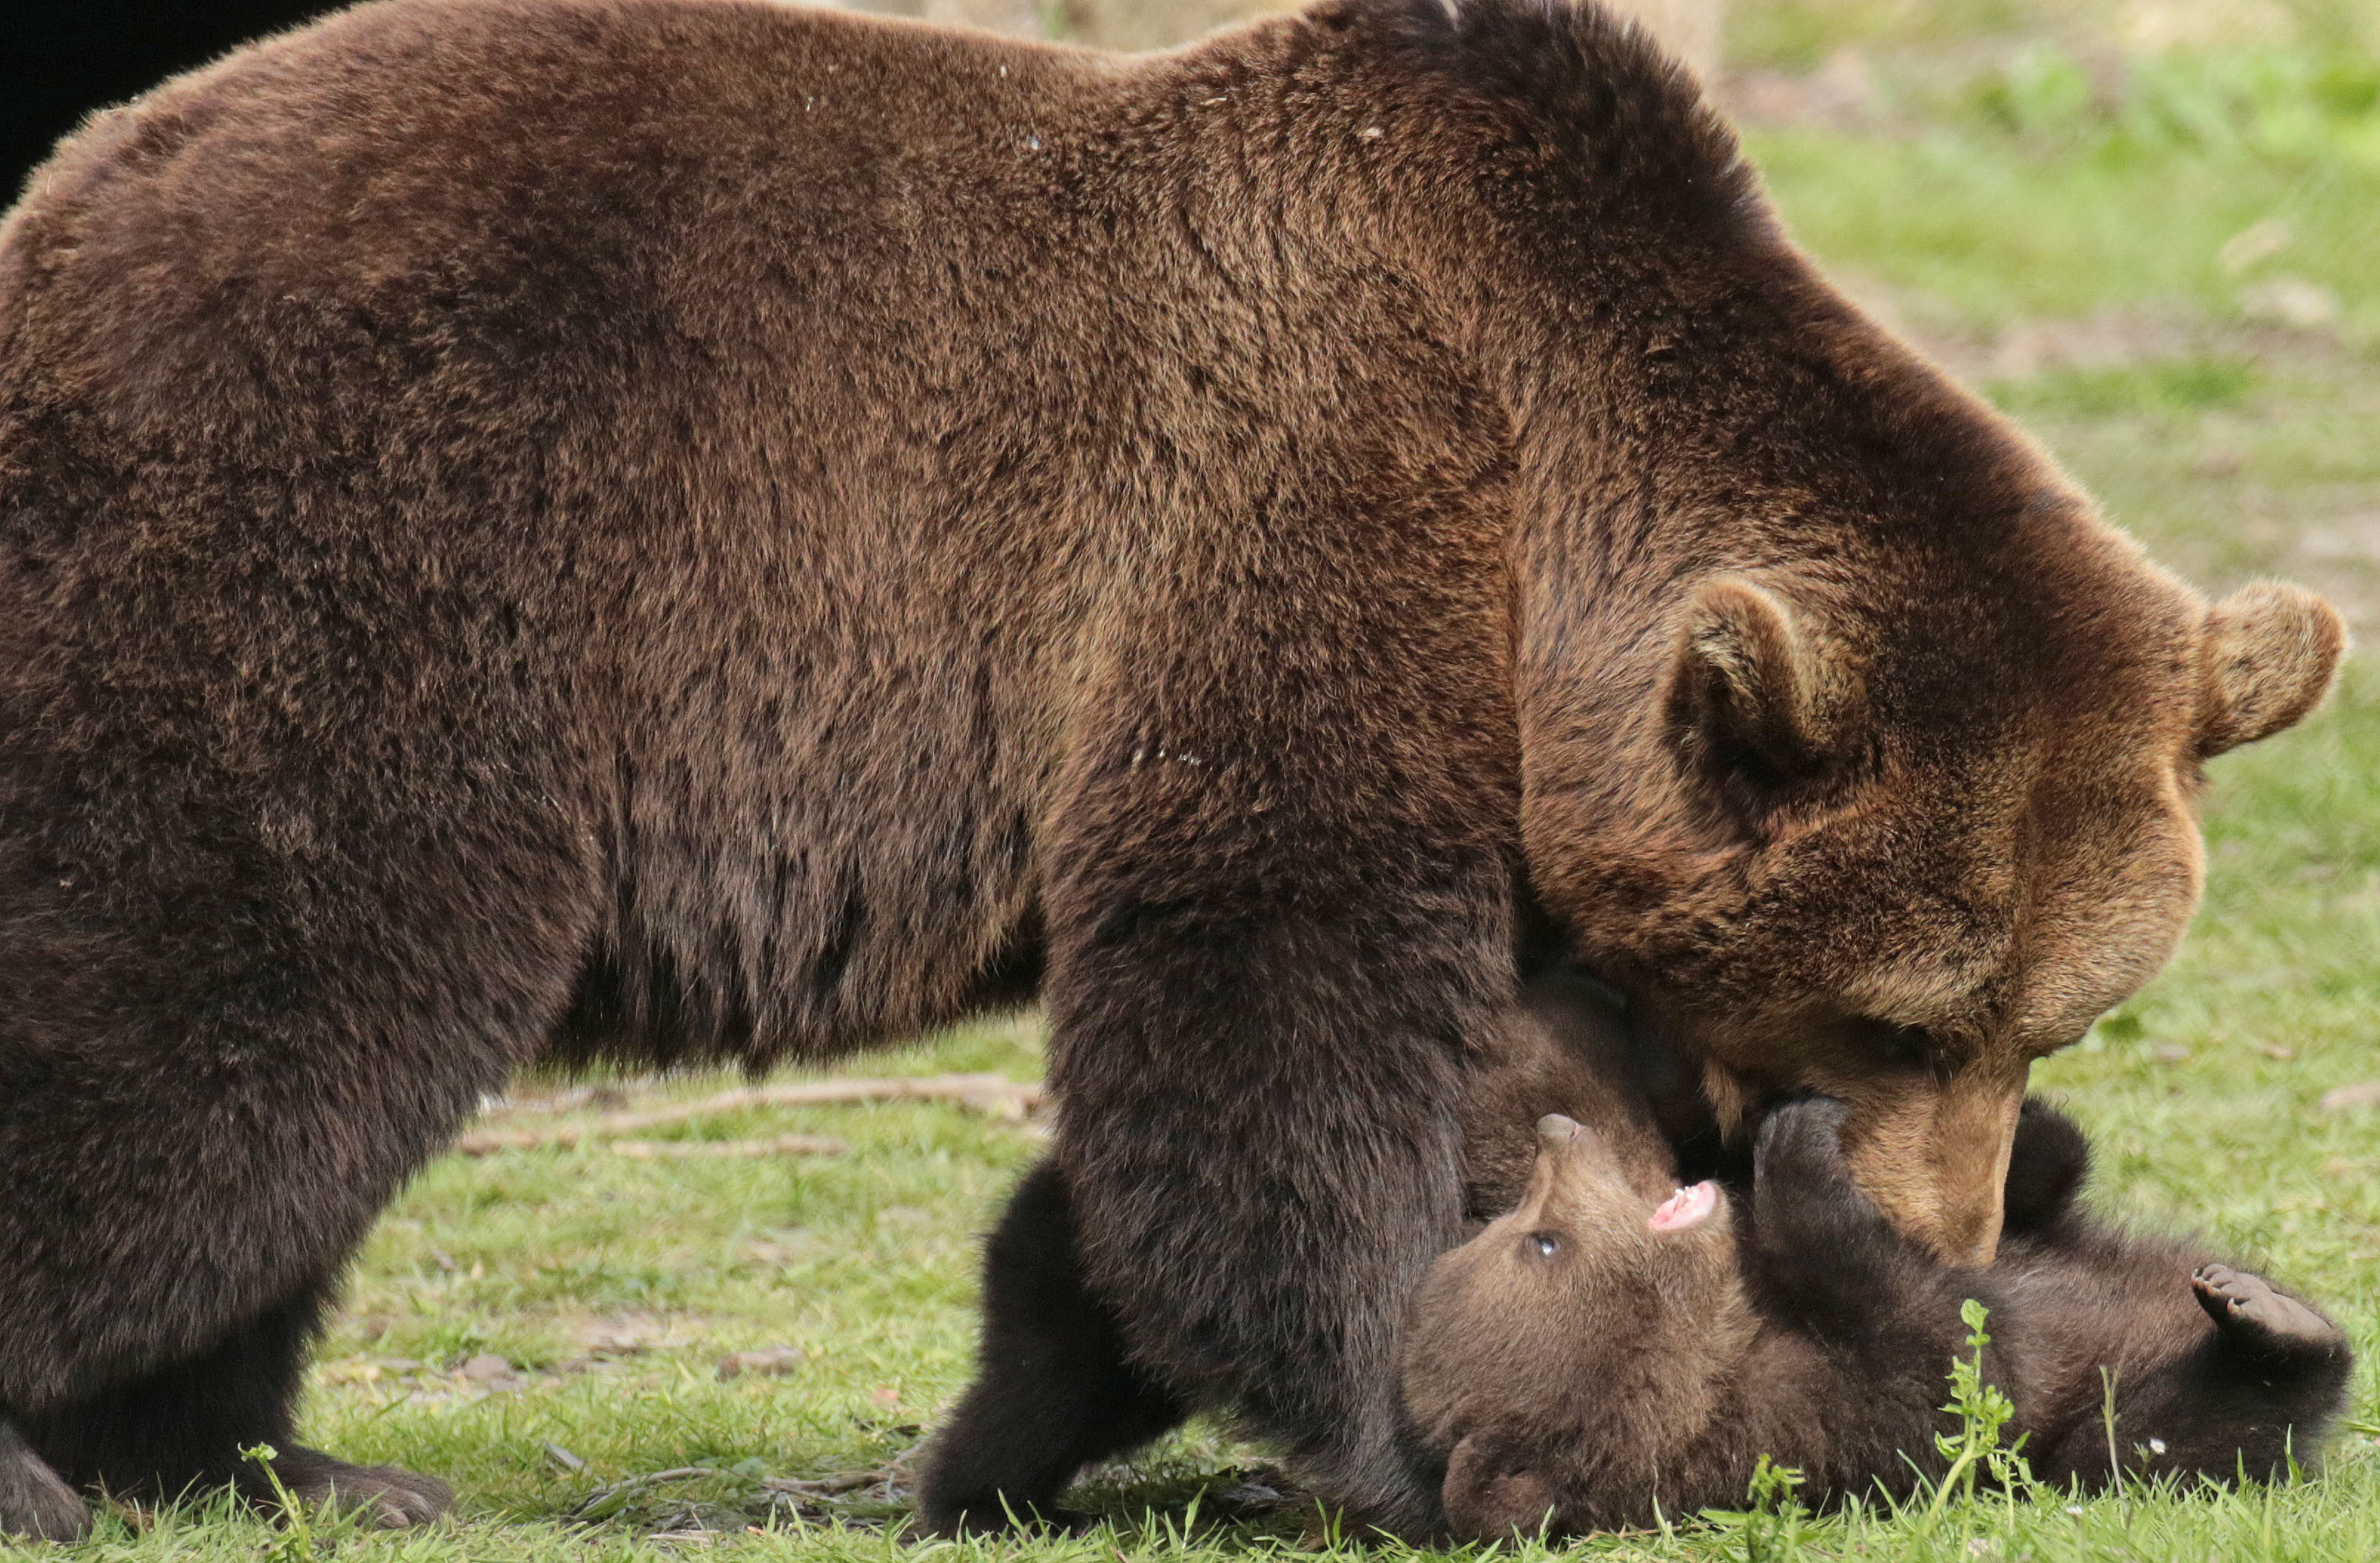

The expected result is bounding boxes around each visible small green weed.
[1731,1455,1811,1563]
[240,1445,315,1563]
[1920,1300,2034,1536]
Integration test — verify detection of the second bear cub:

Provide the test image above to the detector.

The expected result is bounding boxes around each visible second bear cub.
[1405,1098,2352,1539]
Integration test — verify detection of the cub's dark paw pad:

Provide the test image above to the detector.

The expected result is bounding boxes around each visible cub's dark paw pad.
[0,1428,90,1543]
[2194,1264,2345,1361]
[272,1450,453,1530]
[1753,1098,1852,1185]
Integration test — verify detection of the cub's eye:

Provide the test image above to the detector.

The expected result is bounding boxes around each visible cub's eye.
[1525,1232,1561,1259]
[1845,1017,1932,1069]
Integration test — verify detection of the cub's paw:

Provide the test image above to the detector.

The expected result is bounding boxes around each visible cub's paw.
[1750,1098,1899,1267]
[0,1425,90,1543]
[269,1448,453,1529]
[1752,1098,1854,1189]
[2194,1265,2347,1362]
[1442,1435,1561,1544]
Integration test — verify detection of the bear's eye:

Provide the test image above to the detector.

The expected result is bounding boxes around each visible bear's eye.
[1846,1017,1933,1069]
[1525,1232,1561,1259]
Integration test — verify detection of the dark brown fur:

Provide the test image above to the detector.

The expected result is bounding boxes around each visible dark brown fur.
[1405,1094,2352,1539]
[0,0,2344,1536]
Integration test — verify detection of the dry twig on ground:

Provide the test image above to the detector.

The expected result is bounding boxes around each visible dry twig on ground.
[455,1074,1045,1155]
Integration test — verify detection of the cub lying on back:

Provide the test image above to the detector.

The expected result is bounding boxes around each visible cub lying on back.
[1408,1086,2353,1540]
[928,969,2352,1538]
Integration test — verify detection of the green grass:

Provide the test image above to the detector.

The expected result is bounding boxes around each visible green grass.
[1742,121,2380,339]
[1726,0,2380,78]
[19,11,2380,1563]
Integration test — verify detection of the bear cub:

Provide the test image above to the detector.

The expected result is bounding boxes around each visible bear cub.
[1407,1095,2353,1539]
[927,971,2351,1538]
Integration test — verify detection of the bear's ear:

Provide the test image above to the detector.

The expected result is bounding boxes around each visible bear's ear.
[1666,577,1857,802]
[1442,1433,1559,1542]
[2196,583,2347,759]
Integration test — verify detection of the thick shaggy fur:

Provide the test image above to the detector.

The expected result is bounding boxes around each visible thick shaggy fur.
[0,0,2344,1536]
[1405,1098,2353,1538]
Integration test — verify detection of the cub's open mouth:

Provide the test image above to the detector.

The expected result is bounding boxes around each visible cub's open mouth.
[1650,1180,1719,1233]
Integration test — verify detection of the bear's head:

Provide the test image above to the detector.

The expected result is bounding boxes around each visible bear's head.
[1469,42,2352,1267]
[1521,494,2346,1266]
[1403,1112,1745,1537]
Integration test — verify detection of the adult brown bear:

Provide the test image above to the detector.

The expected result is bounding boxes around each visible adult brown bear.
[0,0,2344,1539]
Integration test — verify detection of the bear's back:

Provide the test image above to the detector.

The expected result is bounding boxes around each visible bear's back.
[1,0,1169,431]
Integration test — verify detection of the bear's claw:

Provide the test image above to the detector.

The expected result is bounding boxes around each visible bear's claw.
[269,1448,453,1529]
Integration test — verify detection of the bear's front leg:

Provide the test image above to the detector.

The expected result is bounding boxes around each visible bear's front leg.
[1037,739,1514,1533]
[1021,454,1520,1535]
[2105,1265,2352,1486]
[1043,881,1499,1533]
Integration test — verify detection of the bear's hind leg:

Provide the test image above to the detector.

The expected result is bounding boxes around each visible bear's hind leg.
[21,1274,451,1528]
[0,1421,89,1542]
[920,1160,1184,1537]
[2159,1263,2354,1479]
[2193,1263,2347,1364]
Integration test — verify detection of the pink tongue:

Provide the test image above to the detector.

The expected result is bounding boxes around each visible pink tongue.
[1649,1181,1718,1232]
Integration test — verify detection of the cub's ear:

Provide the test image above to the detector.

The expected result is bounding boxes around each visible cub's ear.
[1667,577,1858,795]
[2196,583,2347,758]
[1442,1433,1559,1542]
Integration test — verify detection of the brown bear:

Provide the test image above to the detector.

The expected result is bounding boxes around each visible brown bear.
[924,967,2350,1536]
[1405,1100,2353,1539]
[0,0,2344,1539]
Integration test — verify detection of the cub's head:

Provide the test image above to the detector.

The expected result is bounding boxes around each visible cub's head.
[1526,505,2346,1266]
[1403,1113,1741,1453]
